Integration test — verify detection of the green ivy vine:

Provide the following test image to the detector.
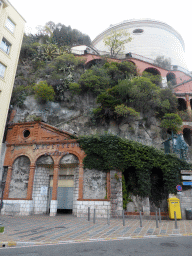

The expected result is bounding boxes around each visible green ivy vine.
[78,134,191,207]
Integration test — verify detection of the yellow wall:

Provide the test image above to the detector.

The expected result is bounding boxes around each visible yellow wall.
[0,1,25,153]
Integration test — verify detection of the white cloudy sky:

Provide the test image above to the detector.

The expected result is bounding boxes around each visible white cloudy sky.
[9,0,192,70]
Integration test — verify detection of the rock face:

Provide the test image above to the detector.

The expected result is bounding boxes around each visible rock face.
[11,94,163,150]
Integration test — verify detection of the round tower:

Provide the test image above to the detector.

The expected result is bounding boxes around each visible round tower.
[92,19,188,70]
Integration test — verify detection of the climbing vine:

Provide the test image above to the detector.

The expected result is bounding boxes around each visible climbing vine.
[78,134,191,207]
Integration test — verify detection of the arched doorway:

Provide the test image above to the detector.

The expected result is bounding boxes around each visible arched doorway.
[49,154,79,214]
[183,128,192,146]
[9,156,30,199]
[32,155,54,214]
[149,167,168,212]
[144,67,161,76]
[143,67,162,86]
[178,98,187,111]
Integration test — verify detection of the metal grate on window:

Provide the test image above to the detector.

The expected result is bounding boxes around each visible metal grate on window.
[5,18,15,34]
[0,63,6,78]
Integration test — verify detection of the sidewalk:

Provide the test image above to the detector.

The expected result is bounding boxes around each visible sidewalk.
[0,214,192,247]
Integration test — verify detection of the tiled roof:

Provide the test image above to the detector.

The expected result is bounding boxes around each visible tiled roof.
[174,79,192,94]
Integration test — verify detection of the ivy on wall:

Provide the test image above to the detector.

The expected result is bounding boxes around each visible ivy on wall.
[78,134,191,206]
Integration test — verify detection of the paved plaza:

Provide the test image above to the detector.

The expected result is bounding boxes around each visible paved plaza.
[0,214,192,247]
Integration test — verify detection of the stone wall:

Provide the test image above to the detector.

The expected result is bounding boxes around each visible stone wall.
[75,200,111,218]
[179,189,192,219]
[126,196,150,215]
[32,166,50,214]
[1,200,33,216]
[83,169,107,199]
[110,170,123,217]
[9,156,30,199]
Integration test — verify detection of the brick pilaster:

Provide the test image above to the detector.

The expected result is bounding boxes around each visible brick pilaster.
[186,94,191,111]
[52,164,59,200]
[78,163,84,200]
[26,165,36,200]
[3,166,12,199]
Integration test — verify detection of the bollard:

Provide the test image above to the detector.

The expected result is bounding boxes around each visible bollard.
[174,211,178,229]
[107,209,110,225]
[88,207,90,221]
[122,210,125,226]
[93,208,96,224]
[139,211,142,227]
[159,208,161,223]
[156,210,159,228]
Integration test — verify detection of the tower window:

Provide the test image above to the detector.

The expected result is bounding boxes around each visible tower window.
[0,37,11,54]
[0,62,6,78]
[133,29,144,34]
[5,18,16,34]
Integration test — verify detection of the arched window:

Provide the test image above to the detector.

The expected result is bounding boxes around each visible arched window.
[166,72,177,86]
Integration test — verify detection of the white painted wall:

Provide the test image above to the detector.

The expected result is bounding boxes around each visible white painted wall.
[92,19,187,69]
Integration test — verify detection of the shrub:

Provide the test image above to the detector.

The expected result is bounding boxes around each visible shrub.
[115,104,140,118]
[69,82,81,94]
[34,81,55,103]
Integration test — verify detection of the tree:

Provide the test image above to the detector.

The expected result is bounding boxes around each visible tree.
[154,56,171,70]
[160,113,182,134]
[103,29,132,57]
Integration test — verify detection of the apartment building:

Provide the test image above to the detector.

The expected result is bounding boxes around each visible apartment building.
[0,0,25,155]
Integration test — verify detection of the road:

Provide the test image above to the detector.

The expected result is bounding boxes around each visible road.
[0,236,192,256]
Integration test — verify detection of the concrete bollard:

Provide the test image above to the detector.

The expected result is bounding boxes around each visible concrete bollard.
[159,208,161,223]
[122,210,125,226]
[174,211,178,229]
[140,211,142,227]
[156,211,158,228]
[88,207,90,221]
[93,208,96,224]
[107,209,110,225]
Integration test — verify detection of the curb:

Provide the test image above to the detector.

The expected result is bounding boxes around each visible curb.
[1,233,192,248]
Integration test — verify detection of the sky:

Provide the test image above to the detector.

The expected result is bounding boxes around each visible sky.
[9,0,192,71]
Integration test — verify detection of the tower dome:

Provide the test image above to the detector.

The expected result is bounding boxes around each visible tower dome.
[92,19,188,70]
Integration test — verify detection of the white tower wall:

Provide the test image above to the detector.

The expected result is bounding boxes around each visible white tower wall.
[92,19,187,70]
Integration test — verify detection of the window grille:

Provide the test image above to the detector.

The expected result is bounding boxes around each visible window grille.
[0,63,6,78]
[5,18,15,34]
[0,37,11,54]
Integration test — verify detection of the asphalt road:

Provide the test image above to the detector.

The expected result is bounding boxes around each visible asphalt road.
[1,236,192,256]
